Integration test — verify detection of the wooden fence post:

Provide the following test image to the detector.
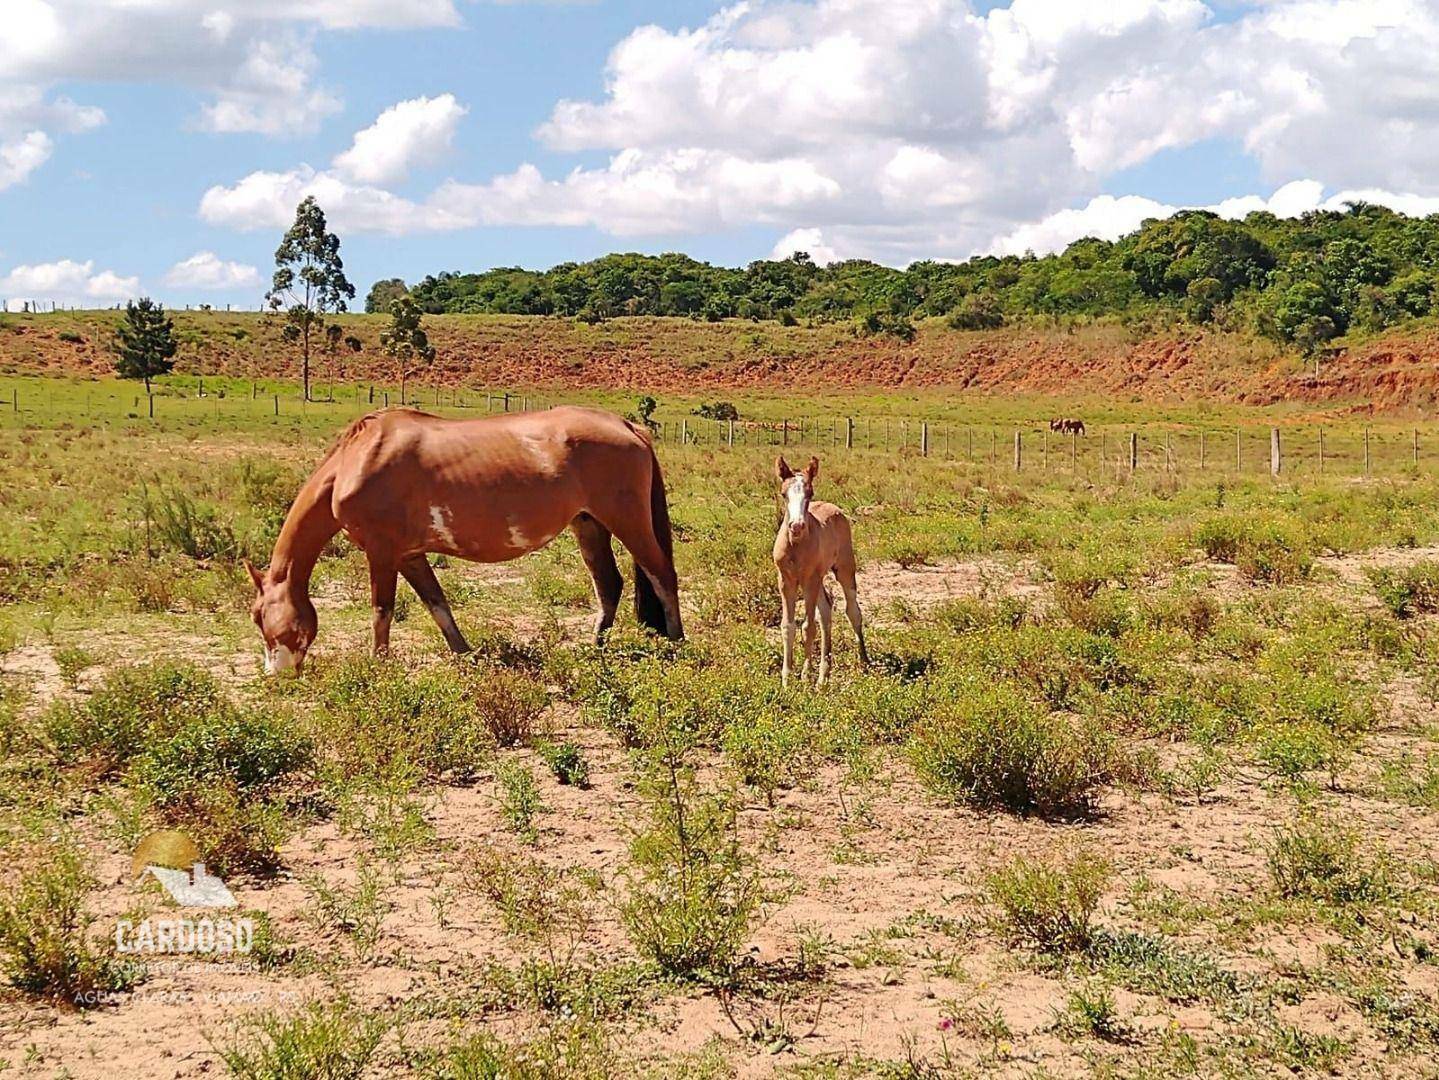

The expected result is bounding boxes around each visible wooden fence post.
[1013,430,1022,471]
[921,421,929,457]
[1364,427,1371,475]
[846,417,854,449]
[148,393,155,419]
[1069,430,1077,470]
[1165,431,1173,471]
[1270,427,1281,476]
[727,418,735,448]
[967,426,973,461]
[990,428,996,465]
[1236,426,1242,472]
[274,395,280,416]
[1043,429,1049,470]
[1414,428,1420,468]
[1199,430,1206,471]
[1128,431,1138,471]
[1318,427,1325,473]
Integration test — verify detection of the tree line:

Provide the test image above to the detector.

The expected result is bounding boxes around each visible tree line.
[370,202,1439,352]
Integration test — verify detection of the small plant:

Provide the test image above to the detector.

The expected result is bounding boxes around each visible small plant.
[52,646,95,688]
[539,741,591,788]
[1055,982,1130,1042]
[495,760,544,841]
[1266,814,1392,905]
[909,675,1120,818]
[1368,561,1439,618]
[476,668,549,748]
[0,836,134,1005]
[618,759,763,980]
[985,849,1110,953]
[303,860,391,962]
[214,998,386,1080]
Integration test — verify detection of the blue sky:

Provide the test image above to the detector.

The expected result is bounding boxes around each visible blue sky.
[1,0,1436,309]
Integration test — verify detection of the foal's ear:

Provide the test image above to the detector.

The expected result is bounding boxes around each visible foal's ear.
[776,456,794,480]
[242,559,264,591]
[805,456,820,482]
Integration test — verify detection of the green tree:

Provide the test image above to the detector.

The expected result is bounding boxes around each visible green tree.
[380,297,436,405]
[267,197,355,401]
[364,277,409,314]
[112,297,177,394]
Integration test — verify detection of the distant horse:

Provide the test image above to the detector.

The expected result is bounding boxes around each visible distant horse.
[772,455,869,688]
[1049,417,1086,435]
[244,407,682,674]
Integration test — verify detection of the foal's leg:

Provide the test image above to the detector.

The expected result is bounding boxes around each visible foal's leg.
[399,555,471,654]
[835,550,870,666]
[571,513,623,645]
[801,583,820,686]
[816,587,834,687]
[779,572,799,689]
[368,555,398,656]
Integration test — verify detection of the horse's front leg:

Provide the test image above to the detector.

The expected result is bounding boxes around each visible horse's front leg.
[801,587,820,686]
[400,554,471,654]
[779,573,799,689]
[368,554,398,656]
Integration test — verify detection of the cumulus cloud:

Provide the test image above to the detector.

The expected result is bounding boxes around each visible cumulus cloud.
[0,132,53,191]
[333,94,468,185]
[164,251,262,290]
[191,0,1439,265]
[987,180,1439,256]
[0,258,139,307]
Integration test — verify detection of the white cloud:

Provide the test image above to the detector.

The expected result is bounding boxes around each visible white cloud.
[164,251,261,290]
[987,180,1439,256]
[0,258,139,307]
[0,132,53,191]
[771,228,840,266]
[190,0,1439,266]
[333,94,468,185]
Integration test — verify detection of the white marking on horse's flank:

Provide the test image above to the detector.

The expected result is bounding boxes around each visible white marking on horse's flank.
[507,523,532,550]
[429,505,458,549]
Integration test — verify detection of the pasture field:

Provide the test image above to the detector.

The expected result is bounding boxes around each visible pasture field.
[4,377,1439,1077]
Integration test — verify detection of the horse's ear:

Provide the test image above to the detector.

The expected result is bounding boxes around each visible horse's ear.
[776,456,793,480]
[805,456,820,482]
[243,559,264,591]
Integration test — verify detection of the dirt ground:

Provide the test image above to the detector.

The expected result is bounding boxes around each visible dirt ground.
[4,543,1439,1078]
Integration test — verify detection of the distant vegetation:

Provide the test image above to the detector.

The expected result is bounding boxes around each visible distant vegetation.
[376,203,1439,352]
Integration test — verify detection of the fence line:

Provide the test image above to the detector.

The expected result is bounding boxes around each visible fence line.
[3,380,1438,480]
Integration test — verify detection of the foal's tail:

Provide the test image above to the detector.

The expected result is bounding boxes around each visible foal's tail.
[633,442,682,639]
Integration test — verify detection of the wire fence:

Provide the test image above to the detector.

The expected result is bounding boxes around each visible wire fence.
[1,379,1434,480]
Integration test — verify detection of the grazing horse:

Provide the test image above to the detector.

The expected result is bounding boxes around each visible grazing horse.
[1050,417,1086,436]
[244,407,682,674]
[772,455,869,688]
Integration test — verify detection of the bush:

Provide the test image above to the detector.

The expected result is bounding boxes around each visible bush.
[43,662,223,778]
[318,658,522,780]
[495,760,544,841]
[476,668,549,748]
[619,763,762,979]
[1266,815,1392,905]
[985,849,1110,953]
[214,998,387,1080]
[1194,514,1312,584]
[909,676,1121,817]
[539,741,591,788]
[1368,561,1439,619]
[0,837,134,1004]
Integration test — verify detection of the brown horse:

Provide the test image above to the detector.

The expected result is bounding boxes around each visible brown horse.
[1049,417,1086,435]
[772,455,868,688]
[244,407,682,674]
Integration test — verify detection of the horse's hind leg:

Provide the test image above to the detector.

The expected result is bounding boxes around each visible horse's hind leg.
[835,554,870,666]
[816,587,834,687]
[606,517,683,640]
[571,513,623,645]
[400,555,471,654]
[368,554,398,657]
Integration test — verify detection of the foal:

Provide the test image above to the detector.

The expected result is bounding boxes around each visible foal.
[772,456,869,687]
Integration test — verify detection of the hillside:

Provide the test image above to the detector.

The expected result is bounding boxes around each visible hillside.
[5,309,1439,411]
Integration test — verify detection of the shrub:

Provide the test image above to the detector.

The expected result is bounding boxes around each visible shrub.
[139,482,238,560]
[0,837,134,1004]
[1266,815,1392,905]
[1194,513,1312,584]
[476,668,549,748]
[43,662,223,777]
[909,676,1121,817]
[619,763,762,979]
[317,658,508,781]
[985,849,1111,953]
[1368,561,1439,619]
[214,998,387,1080]
[495,760,544,842]
[539,741,591,788]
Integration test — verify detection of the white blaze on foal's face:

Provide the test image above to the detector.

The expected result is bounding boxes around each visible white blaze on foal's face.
[784,475,809,532]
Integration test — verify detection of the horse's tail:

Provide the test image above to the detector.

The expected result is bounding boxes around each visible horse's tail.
[633,440,681,639]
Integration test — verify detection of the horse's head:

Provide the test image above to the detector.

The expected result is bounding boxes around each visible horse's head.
[776,455,819,542]
[244,560,316,675]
